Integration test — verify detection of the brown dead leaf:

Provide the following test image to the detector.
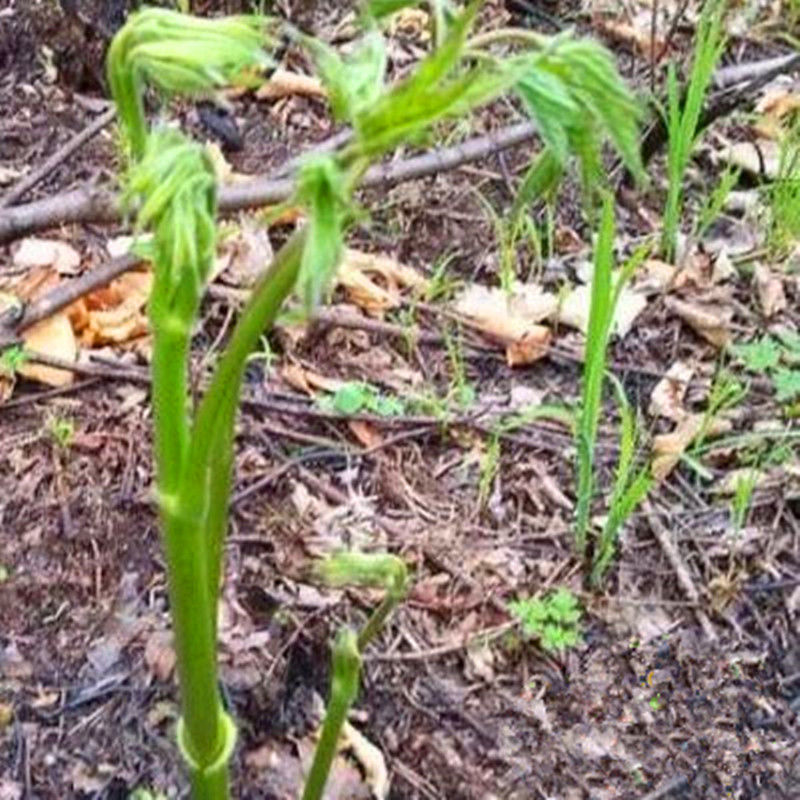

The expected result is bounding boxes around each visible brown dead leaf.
[559,282,647,337]
[144,630,176,682]
[652,413,733,480]
[68,270,152,347]
[453,283,554,364]
[340,721,390,800]
[754,88,800,139]
[597,18,668,60]
[754,263,786,317]
[280,363,346,395]
[13,237,81,275]
[348,419,383,448]
[649,361,694,421]
[388,7,430,40]
[665,296,732,348]
[18,312,77,386]
[455,283,556,337]
[217,221,273,288]
[506,327,552,366]
[256,69,326,100]
[336,249,427,315]
[637,258,678,293]
[724,140,780,180]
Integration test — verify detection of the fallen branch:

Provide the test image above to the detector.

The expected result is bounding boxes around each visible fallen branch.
[0,121,537,244]
[639,51,800,169]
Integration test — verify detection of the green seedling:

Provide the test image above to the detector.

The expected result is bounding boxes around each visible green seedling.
[319,381,405,417]
[0,345,27,375]
[662,0,727,261]
[575,196,652,572]
[508,588,583,653]
[730,467,758,532]
[304,552,407,800]
[590,373,652,586]
[766,119,800,258]
[443,324,475,408]
[47,415,74,450]
[729,334,800,403]
[696,163,741,241]
[106,4,643,797]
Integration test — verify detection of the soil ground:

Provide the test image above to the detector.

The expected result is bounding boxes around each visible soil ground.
[1,1,800,798]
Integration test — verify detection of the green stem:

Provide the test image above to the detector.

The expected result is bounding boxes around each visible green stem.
[153,318,226,779]
[466,27,550,51]
[179,712,237,800]
[182,228,306,611]
[301,629,361,800]
[106,31,147,161]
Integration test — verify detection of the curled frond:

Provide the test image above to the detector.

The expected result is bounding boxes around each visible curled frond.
[317,551,409,601]
[107,8,277,158]
[125,128,217,310]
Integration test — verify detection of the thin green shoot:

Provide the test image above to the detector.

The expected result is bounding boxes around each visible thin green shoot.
[303,552,407,800]
[443,324,475,408]
[766,119,800,258]
[662,0,727,261]
[730,468,758,532]
[590,373,652,586]
[696,163,740,241]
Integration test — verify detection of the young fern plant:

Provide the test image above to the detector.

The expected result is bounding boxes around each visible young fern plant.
[108,2,646,796]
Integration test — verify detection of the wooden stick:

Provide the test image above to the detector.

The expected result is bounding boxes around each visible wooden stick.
[0,121,538,244]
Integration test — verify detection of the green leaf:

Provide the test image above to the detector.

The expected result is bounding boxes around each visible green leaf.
[294,156,348,313]
[547,588,581,624]
[365,0,424,19]
[515,37,644,186]
[776,329,800,363]
[730,337,781,373]
[508,597,549,634]
[774,367,800,401]
[304,29,386,123]
[331,382,370,414]
[353,0,480,156]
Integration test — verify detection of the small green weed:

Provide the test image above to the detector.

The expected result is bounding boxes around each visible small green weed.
[696,163,740,241]
[319,381,405,417]
[0,345,27,375]
[730,467,758,531]
[765,121,800,257]
[443,325,475,408]
[730,333,800,403]
[47,415,74,449]
[662,0,727,260]
[508,588,583,653]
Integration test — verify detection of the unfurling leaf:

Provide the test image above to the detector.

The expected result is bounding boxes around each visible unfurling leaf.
[317,551,408,599]
[304,29,386,122]
[108,7,276,158]
[294,157,349,313]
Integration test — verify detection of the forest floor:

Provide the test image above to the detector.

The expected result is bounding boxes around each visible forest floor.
[1,0,800,798]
